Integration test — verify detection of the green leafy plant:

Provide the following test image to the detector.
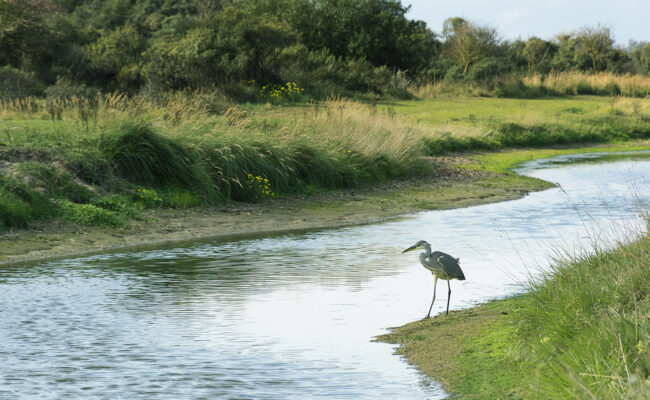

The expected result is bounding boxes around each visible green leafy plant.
[133,187,163,209]
[260,82,304,103]
[57,199,125,227]
[92,194,141,219]
[246,174,274,200]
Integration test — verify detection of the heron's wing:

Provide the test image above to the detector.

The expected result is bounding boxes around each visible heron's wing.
[431,251,466,280]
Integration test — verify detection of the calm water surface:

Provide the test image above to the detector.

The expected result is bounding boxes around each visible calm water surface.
[1,152,649,399]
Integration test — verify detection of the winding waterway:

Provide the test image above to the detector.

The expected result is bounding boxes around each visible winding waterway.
[1,152,649,399]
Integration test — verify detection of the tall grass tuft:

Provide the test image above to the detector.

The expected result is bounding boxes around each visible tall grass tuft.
[514,236,650,398]
[101,121,218,203]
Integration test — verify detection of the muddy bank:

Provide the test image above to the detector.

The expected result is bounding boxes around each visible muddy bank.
[0,162,551,264]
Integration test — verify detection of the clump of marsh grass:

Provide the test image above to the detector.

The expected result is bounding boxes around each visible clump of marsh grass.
[101,121,218,203]
[512,233,650,399]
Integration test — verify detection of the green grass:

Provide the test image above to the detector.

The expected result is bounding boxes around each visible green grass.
[1,94,649,231]
[382,96,650,155]
[379,236,650,399]
[463,144,650,175]
[16,162,95,203]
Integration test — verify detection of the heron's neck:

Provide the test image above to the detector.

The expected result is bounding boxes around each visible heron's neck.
[419,244,432,260]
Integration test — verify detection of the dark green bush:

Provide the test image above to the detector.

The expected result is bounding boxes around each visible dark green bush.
[0,173,54,230]
[603,82,621,96]
[0,66,41,99]
[45,77,99,100]
[466,58,505,81]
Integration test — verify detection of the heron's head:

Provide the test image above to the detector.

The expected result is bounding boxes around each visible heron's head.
[402,240,429,253]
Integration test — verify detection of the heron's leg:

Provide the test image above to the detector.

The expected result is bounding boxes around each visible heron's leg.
[427,274,438,318]
[446,280,451,315]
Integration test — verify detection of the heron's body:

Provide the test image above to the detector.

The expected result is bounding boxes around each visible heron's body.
[403,240,465,317]
[419,250,465,280]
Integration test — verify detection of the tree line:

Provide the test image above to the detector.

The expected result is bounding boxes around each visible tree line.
[1,0,649,99]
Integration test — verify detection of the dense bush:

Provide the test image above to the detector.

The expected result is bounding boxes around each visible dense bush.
[0,66,41,99]
[1,1,647,100]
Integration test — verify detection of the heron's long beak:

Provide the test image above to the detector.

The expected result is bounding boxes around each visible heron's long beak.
[402,245,417,253]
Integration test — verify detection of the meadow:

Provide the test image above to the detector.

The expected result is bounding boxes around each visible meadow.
[1,92,650,231]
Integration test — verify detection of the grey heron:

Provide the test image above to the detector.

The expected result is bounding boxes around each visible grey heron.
[402,240,465,317]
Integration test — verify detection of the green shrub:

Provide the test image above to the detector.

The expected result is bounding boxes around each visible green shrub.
[44,78,99,100]
[0,66,41,99]
[603,82,621,96]
[466,58,505,81]
[0,173,54,230]
[64,150,115,187]
[57,200,125,227]
[92,195,141,219]
[0,192,38,230]
[132,187,163,209]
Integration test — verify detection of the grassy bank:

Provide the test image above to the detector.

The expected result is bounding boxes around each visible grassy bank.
[378,236,650,399]
[1,94,649,232]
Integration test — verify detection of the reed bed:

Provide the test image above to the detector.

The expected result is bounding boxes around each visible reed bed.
[411,72,650,100]
[525,72,650,98]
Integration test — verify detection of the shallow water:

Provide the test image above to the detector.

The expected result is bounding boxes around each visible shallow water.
[1,153,649,399]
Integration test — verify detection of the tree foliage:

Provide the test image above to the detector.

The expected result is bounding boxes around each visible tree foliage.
[0,1,646,99]
[575,25,614,73]
[443,18,499,75]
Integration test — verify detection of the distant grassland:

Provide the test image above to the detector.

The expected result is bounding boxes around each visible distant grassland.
[414,72,650,99]
[0,93,649,230]
[383,96,650,153]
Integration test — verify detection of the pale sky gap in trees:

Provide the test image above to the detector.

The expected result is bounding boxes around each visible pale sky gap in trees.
[406,0,650,46]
